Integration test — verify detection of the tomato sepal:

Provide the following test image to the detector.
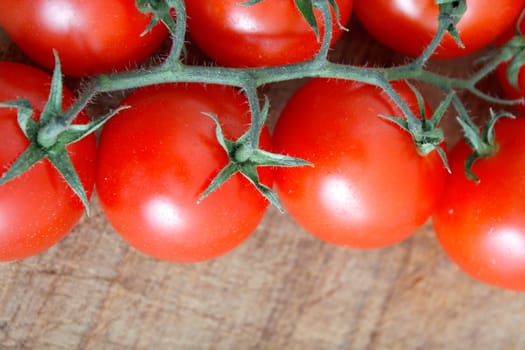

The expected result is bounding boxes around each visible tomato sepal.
[506,48,525,91]
[0,143,45,185]
[436,0,467,49]
[239,0,345,34]
[0,98,37,139]
[199,111,311,212]
[499,12,525,90]
[457,109,516,181]
[379,82,451,171]
[0,97,96,212]
[291,0,347,43]
[0,98,118,215]
[136,0,176,36]
[0,54,123,214]
[135,0,188,62]
[327,0,347,32]
[294,0,320,41]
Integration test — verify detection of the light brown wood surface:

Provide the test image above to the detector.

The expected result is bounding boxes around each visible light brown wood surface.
[2,18,525,350]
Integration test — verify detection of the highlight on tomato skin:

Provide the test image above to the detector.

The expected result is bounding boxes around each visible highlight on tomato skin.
[0,62,96,261]
[272,78,447,249]
[185,0,353,67]
[354,0,525,59]
[432,117,525,291]
[95,83,274,263]
[0,0,168,77]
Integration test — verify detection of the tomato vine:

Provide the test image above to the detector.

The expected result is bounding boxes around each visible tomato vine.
[1,0,525,265]
[2,0,524,209]
[87,0,522,206]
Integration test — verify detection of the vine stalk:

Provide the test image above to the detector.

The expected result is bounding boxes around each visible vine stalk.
[3,0,524,210]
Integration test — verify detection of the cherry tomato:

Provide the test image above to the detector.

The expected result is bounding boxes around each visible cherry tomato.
[354,0,525,58]
[272,78,446,248]
[0,0,168,77]
[96,84,273,262]
[433,117,525,291]
[0,62,96,261]
[185,0,353,67]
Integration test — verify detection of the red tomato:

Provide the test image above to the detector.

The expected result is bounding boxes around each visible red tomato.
[96,84,273,262]
[273,78,446,248]
[0,62,96,261]
[354,0,525,58]
[433,117,525,290]
[0,0,168,77]
[496,19,525,113]
[185,0,353,67]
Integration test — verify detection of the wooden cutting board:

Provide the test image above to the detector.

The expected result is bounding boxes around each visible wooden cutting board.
[1,18,525,350]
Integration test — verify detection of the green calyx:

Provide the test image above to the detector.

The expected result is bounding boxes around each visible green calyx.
[506,45,525,92]
[135,0,187,62]
[294,0,321,40]
[436,0,467,48]
[503,19,525,91]
[379,81,451,172]
[0,53,123,215]
[199,98,312,212]
[294,0,346,41]
[243,0,346,42]
[457,109,515,181]
[135,0,177,36]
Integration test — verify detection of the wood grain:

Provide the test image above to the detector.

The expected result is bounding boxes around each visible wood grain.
[2,18,525,350]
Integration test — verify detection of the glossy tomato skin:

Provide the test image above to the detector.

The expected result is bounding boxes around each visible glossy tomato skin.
[96,84,273,262]
[354,0,525,58]
[0,0,168,77]
[0,62,96,261]
[433,117,525,290]
[186,0,353,67]
[273,78,446,248]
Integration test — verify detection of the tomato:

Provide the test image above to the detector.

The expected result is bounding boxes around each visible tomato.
[0,62,96,261]
[496,19,525,113]
[0,0,168,77]
[185,0,353,67]
[433,117,525,290]
[272,78,446,248]
[354,0,525,58]
[96,84,273,262]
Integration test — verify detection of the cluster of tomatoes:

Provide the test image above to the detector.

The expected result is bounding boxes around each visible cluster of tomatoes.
[1,0,525,291]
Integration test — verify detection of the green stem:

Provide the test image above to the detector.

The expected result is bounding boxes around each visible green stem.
[243,82,263,150]
[95,55,516,125]
[465,50,513,86]
[86,0,515,133]
[451,93,475,127]
[63,81,98,125]
[164,0,187,64]
[374,77,420,132]
[96,64,250,91]
[312,0,333,65]
[468,89,523,106]
[409,17,449,69]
